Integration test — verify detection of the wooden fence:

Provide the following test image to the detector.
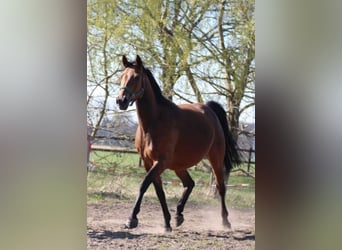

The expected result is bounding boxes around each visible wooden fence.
[90,144,254,175]
[89,144,254,193]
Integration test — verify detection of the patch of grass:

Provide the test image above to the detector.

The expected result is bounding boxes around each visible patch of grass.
[87,152,255,208]
[90,151,141,172]
[228,188,255,208]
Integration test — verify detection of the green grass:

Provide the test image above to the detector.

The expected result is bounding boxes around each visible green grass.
[87,151,255,208]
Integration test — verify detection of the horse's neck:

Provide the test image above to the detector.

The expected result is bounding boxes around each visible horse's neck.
[136,80,159,132]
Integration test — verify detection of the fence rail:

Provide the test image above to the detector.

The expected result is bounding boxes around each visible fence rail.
[91,144,137,154]
[90,144,254,175]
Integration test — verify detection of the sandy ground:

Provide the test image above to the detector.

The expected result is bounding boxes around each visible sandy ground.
[87,201,255,249]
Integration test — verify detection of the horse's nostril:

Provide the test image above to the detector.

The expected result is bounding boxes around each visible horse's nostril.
[116,96,129,108]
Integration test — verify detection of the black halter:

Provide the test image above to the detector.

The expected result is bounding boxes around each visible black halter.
[119,85,145,106]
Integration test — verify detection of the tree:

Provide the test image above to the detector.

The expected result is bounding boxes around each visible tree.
[190,0,255,138]
[87,0,255,140]
[87,0,123,137]
[115,0,211,101]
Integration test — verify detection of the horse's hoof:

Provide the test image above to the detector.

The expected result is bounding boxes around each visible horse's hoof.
[165,226,172,232]
[124,217,138,229]
[175,214,184,227]
[223,219,231,229]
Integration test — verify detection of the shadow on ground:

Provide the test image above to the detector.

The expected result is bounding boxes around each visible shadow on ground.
[88,229,146,240]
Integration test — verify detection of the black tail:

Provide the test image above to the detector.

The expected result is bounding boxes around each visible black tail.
[206,101,241,176]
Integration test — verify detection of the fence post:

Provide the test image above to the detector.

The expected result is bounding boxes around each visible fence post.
[247,147,253,173]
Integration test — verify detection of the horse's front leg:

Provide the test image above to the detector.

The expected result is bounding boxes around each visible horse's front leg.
[125,161,164,229]
[153,176,172,232]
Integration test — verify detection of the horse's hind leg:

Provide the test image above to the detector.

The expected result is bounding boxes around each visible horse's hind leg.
[153,176,172,231]
[174,170,195,227]
[209,157,231,229]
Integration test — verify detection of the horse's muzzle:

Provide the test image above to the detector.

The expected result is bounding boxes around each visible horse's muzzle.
[116,96,129,110]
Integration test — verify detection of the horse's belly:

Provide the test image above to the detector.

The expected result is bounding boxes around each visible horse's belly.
[169,156,203,170]
[170,139,212,170]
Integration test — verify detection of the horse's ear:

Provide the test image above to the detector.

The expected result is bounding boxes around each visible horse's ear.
[122,55,130,68]
[136,55,143,69]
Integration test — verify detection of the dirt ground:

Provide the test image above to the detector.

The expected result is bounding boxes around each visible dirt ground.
[87,201,255,249]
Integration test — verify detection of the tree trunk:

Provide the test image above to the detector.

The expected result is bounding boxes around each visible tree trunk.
[226,97,240,142]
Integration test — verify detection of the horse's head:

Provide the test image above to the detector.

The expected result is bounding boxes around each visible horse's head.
[116,55,145,110]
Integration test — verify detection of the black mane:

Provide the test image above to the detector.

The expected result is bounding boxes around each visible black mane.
[143,68,174,105]
[127,58,174,105]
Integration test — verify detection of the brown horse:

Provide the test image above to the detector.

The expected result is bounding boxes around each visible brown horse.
[116,55,240,232]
